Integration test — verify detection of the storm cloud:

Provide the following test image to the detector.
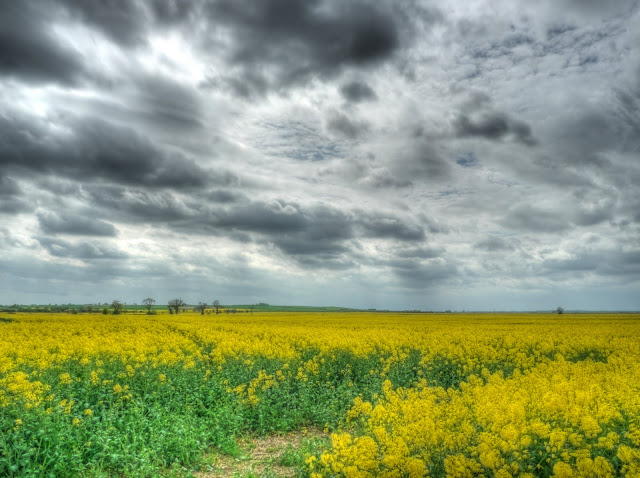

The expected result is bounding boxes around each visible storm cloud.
[205,0,403,93]
[0,0,638,310]
[0,110,209,188]
[454,112,537,146]
[340,81,378,103]
[0,2,85,85]
[37,211,119,237]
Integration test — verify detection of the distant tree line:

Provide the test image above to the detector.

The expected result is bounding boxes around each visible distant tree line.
[106,298,226,315]
[0,299,243,315]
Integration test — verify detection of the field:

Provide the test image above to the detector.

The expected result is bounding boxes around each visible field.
[1,312,639,477]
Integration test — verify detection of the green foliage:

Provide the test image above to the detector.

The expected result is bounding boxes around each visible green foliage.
[387,348,422,387]
[424,355,465,389]
[567,347,609,363]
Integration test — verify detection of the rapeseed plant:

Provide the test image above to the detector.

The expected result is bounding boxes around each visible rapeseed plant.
[0,311,638,476]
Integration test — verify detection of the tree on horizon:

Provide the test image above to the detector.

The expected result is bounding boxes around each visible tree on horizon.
[168,298,185,314]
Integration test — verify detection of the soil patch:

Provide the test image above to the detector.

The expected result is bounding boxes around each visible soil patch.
[196,428,328,478]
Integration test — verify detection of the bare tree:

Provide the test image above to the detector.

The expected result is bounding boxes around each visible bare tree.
[213,299,221,314]
[111,300,123,315]
[142,298,156,314]
[196,302,208,315]
[168,298,185,314]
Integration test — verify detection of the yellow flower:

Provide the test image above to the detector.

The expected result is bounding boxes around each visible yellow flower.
[552,462,574,478]
[13,418,23,431]
[593,456,614,477]
[405,457,426,478]
[617,445,640,463]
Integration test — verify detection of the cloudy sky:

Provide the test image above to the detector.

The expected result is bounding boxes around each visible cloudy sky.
[1,0,639,310]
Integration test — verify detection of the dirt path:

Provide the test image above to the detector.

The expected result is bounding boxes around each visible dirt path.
[195,428,328,478]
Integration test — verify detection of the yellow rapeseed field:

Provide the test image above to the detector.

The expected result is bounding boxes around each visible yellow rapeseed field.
[1,311,639,477]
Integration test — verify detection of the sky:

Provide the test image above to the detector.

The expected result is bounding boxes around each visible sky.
[1,0,639,311]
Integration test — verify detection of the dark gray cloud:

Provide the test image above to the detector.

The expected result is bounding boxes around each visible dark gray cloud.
[67,187,430,271]
[387,258,457,289]
[0,176,32,214]
[37,236,128,260]
[58,0,149,46]
[500,205,569,233]
[210,72,270,99]
[0,2,84,84]
[37,211,118,237]
[0,175,21,198]
[407,143,452,181]
[292,254,357,271]
[554,110,621,159]
[613,77,640,154]
[326,111,369,139]
[454,112,537,145]
[474,236,518,252]
[133,74,204,130]
[203,189,245,204]
[211,200,309,235]
[275,238,351,257]
[271,213,357,270]
[571,191,615,227]
[200,199,425,249]
[358,213,425,241]
[149,0,197,24]
[542,247,640,278]
[0,110,210,189]
[86,187,196,222]
[395,247,442,259]
[203,0,408,93]
[340,80,377,102]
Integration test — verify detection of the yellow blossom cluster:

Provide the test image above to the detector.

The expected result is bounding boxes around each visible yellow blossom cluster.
[0,371,50,409]
[307,315,640,477]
